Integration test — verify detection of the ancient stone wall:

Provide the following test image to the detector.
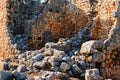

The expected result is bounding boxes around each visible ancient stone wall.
[101,1,120,79]
[0,0,27,58]
[28,0,89,49]
[68,0,116,40]
[27,0,117,49]
[0,0,11,58]
[0,0,117,51]
[92,0,116,40]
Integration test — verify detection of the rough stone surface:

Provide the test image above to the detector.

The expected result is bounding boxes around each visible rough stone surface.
[85,68,103,80]
[17,64,26,72]
[80,40,104,55]
[60,62,70,72]
[0,62,10,70]
[12,70,20,78]
[0,0,120,80]
[0,71,12,80]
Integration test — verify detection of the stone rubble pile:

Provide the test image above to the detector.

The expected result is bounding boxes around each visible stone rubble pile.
[0,26,104,80]
[11,35,103,80]
[0,40,104,80]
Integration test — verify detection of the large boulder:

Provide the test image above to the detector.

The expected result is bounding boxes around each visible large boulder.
[80,40,104,55]
[85,68,103,80]
[0,71,13,80]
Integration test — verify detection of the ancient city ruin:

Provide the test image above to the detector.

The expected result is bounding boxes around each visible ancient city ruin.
[0,0,120,80]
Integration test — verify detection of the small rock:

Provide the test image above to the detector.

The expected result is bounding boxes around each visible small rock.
[0,62,10,70]
[27,76,35,80]
[42,73,54,80]
[15,35,22,39]
[92,52,105,62]
[54,72,69,79]
[3,58,11,62]
[13,55,18,59]
[3,62,10,70]
[43,49,54,56]
[71,64,82,77]
[53,49,66,58]
[34,76,42,80]
[78,61,86,69]
[33,61,51,69]
[51,61,60,67]
[17,64,26,72]
[12,70,20,77]
[48,56,63,62]
[63,56,71,61]
[32,54,44,61]
[16,73,26,80]
[60,62,70,72]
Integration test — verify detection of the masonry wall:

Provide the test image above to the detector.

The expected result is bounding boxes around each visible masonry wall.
[27,0,117,49]
[1,0,117,50]
[69,0,116,40]
[0,0,21,58]
[0,0,10,58]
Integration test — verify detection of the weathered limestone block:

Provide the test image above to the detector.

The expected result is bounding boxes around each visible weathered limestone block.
[92,52,105,62]
[60,62,70,72]
[43,49,54,56]
[0,0,13,58]
[86,52,105,62]
[85,68,103,80]
[0,71,12,80]
[80,40,104,55]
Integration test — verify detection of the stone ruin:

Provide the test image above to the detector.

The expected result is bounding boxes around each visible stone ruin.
[0,0,120,80]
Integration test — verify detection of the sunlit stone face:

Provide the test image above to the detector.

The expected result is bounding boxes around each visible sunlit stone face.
[113,1,120,18]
